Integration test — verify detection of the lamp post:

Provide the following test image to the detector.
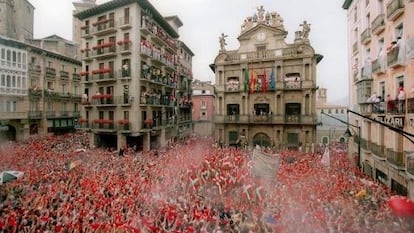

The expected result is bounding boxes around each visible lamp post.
[344,124,361,169]
[321,111,361,169]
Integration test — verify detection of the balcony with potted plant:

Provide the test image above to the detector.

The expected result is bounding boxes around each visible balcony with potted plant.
[92,42,116,59]
[93,18,116,36]
[117,39,132,54]
[91,68,114,82]
[143,118,154,129]
[93,119,115,130]
[118,119,130,131]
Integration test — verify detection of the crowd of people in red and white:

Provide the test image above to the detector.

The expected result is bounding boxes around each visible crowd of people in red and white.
[1,132,413,233]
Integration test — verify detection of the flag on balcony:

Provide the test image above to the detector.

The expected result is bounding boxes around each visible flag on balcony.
[262,68,267,92]
[249,67,256,93]
[269,65,276,91]
[243,68,249,93]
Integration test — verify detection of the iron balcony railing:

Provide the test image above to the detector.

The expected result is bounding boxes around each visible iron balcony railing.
[386,0,405,21]
[371,14,385,35]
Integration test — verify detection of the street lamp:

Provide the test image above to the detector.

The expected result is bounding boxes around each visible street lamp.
[343,125,361,169]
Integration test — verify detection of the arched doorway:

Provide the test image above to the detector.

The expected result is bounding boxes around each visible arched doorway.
[29,123,39,135]
[6,125,16,141]
[252,133,271,148]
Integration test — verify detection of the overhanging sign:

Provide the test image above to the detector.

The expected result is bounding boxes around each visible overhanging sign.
[376,116,404,128]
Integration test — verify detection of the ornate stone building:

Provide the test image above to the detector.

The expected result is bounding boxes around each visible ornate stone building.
[211,6,322,150]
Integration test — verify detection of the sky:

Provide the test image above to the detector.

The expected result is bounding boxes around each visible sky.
[29,0,349,104]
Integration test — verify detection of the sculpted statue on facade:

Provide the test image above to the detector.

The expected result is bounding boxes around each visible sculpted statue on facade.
[270,12,284,29]
[257,5,265,22]
[300,20,311,39]
[219,33,228,51]
[240,6,286,33]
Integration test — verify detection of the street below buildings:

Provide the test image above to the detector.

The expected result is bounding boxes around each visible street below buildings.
[0,132,413,232]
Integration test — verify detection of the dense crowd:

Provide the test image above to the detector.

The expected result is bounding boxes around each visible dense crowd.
[0,132,413,233]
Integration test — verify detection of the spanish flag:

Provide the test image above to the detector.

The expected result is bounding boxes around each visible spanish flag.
[249,68,256,93]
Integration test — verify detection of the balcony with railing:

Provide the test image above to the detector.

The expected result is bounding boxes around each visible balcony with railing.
[359,102,373,116]
[28,111,43,119]
[77,119,90,129]
[72,73,81,82]
[45,67,56,78]
[283,79,302,89]
[80,26,92,38]
[72,111,80,118]
[140,15,177,52]
[29,88,42,98]
[60,111,69,117]
[386,99,405,115]
[91,94,115,106]
[372,58,386,74]
[407,98,414,114]
[118,16,131,30]
[118,119,130,131]
[360,137,368,151]
[0,111,28,119]
[29,63,41,75]
[92,19,116,36]
[352,42,358,54]
[386,148,405,169]
[215,114,317,125]
[371,14,385,35]
[60,70,69,80]
[360,65,372,81]
[92,119,116,131]
[360,28,371,45]
[386,0,405,21]
[45,111,56,118]
[226,80,240,92]
[371,142,386,160]
[117,40,132,55]
[222,46,310,63]
[140,66,177,88]
[407,153,414,178]
[80,48,92,61]
[387,46,404,68]
[91,68,115,82]
[91,43,116,59]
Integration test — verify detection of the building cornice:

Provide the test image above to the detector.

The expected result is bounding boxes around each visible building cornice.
[179,41,194,56]
[0,36,82,65]
[74,0,179,38]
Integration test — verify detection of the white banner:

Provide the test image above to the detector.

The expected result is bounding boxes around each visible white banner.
[251,149,280,178]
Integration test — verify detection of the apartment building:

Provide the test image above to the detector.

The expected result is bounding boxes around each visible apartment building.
[212,6,322,150]
[74,0,193,151]
[343,0,414,198]
[0,36,82,141]
[191,79,215,137]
